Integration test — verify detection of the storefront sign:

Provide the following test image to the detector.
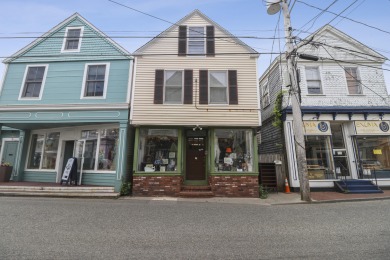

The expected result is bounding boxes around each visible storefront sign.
[303,121,331,135]
[355,121,390,135]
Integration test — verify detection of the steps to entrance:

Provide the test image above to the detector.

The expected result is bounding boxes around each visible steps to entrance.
[0,185,120,198]
[179,185,214,198]
[334,180,383,194]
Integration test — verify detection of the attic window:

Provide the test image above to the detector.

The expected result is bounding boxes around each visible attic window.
[62,27,83,52]
[188,27,205,55]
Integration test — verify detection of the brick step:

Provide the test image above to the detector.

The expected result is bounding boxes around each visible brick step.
[179,190,214,198]
[181,185,212,191]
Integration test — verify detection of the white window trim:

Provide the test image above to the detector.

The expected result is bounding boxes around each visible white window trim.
[187,26,206,56]
[18,64,49,100]
[80,62,110,99]
[25,132,58,171]
[208,70,228,105]
[25,124,118,174]
[261,81,270,108]
[61,26,84,53]
[305,66,323,95]
[164,69,184,104]
[344,67,363,95]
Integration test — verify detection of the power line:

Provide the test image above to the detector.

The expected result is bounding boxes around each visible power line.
[296,0,339,37]
[108,0,257,52]
[320,45,389,102]
[297,0,390,36]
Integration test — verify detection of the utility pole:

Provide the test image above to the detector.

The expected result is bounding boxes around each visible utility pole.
[267,0,311,201]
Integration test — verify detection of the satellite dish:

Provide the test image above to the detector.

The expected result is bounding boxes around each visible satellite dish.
[266,0,281,15]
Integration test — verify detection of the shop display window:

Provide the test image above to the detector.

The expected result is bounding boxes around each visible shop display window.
[214,129,253,172]
[356,136,390,178]
[81,128,119,171]
[138,129,178,172]
[28,132,60,170]
[305,135,335,179]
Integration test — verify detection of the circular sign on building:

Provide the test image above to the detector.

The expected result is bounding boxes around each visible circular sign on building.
[318,121,329,132]
[379,122,390,132]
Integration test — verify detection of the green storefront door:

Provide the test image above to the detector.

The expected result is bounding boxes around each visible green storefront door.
[1,141,18,176]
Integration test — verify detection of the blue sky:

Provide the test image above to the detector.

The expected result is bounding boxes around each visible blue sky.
[1,0,390,90]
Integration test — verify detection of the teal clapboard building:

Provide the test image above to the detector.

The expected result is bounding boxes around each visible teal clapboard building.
[0,13,133,191]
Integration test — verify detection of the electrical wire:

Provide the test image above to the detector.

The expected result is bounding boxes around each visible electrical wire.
[297,0,390,36]
[320,45,388,102]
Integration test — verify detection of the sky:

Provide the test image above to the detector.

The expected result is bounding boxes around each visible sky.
[1,0,390,92]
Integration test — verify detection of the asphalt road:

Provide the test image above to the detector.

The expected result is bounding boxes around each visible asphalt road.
[0,197,389,260]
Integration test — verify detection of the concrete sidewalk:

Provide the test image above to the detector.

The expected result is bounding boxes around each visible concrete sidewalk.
[125,190,390,205]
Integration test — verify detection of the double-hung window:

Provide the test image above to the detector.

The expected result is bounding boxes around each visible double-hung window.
[81,63,109,98]
[344,67,362,94]
[188,27,205,55]
[209,71,228,104]
[262,82,270,107]
[305,67,322,94]
[62,27,83,52]
[19,65,48,99]
[164,70,183,104]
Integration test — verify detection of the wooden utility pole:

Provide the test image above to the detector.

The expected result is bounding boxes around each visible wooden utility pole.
[280,0,311,202]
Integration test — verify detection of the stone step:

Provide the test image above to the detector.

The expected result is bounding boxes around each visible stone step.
[0,186,115,193]
[181,185,212,191]
[0,191,120,198]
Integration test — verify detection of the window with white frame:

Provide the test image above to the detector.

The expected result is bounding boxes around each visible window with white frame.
[344,67,362,94]
[81,128,119,172]
[27,132,60,170]
[164,70,183,103]
[20,65,48,99]
[261,82,270,107]
[62,27,83,52]
[305,67,322,94]
[188,27,205,55]
[209,71,228,104]
[82,63,109,98]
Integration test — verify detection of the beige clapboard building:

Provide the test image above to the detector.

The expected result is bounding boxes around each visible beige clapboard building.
[130,10,261,197]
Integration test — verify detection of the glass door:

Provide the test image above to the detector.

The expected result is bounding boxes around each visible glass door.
[74,140,86,185]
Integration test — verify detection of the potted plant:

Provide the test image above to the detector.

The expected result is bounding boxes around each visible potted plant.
[0,162,13,182]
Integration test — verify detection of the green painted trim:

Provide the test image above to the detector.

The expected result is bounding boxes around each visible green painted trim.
[132,128,140,173]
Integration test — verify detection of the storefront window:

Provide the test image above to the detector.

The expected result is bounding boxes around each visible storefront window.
[214,129,253,172]
[356,136,390,178]
[137,129,178,172]
[305,135,334,179]
[81,130,98,171]
[98,129,119,170]
[28,132,60,170]
[42,132,60,169]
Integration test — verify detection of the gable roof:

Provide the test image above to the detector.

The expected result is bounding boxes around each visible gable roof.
[3,13,131,63]
[303,24,386,61]
[133,9,258,56]
[260,24,386,82]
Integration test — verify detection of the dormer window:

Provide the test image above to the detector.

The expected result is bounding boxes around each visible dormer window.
[62,26,83,52]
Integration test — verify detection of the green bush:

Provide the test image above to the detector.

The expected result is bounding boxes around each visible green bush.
[259,185,269,199]
[120,182,132,196]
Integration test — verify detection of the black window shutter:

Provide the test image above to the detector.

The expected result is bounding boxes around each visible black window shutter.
[206,26,215,57]
[184,70,193,104]
[178,26,187,56]
[199,70,208,104]
[228,70,238,105]
[154,70,164,104]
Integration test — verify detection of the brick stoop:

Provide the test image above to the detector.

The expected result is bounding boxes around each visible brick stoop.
[179,185,214,198]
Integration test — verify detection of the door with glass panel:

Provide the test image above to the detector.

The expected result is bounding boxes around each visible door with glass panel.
[330,123,350,178]
[74,140,85,185]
